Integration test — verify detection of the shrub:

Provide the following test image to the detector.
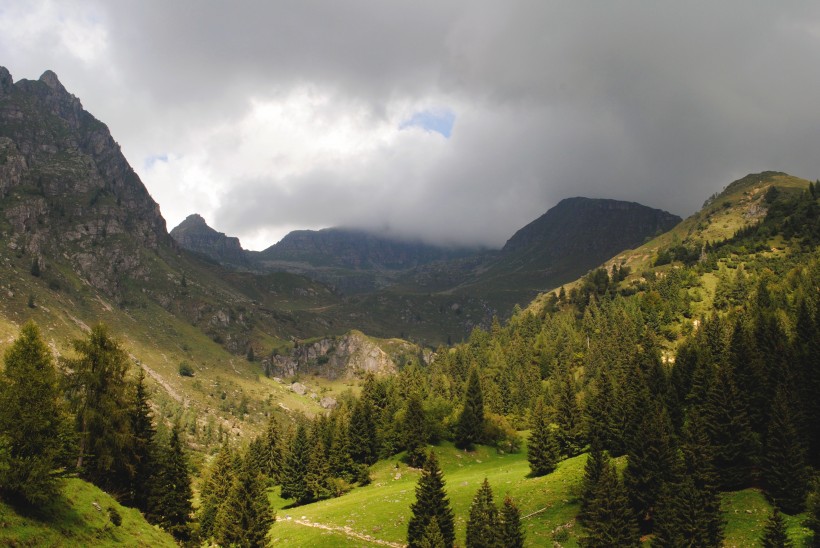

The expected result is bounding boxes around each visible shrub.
[178,362,194,377]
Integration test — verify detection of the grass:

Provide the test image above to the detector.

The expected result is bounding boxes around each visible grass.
[0,478,175,547]
[721,489,811,547]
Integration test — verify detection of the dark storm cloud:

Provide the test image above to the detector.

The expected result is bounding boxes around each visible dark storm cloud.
[4,1,820,248]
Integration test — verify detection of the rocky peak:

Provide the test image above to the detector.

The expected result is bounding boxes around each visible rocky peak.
[0,67,12,95]
[171,214,248,267]
[39,70,66,93]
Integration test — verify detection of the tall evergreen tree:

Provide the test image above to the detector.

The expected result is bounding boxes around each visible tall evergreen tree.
[419,517,447,548]
[305,430,333,501]
[146,423,192,541]
[0,322,72,505]
[455,368,485,451]
[404,393,429,468]
[623,401,677,532]
[761,508,793,548]
[578,441,608,524]
[198,442,238,541]
[63,324,134,494]
[349,397,378,464]
[554,366,584,457]
[499,495,525,548]
[258,414,283,484]
[579,457,640,548]
[465,478,499,548]
[128,369,155,510]
[807,476,820,548]
[328,417,356,482]
[280,425,311,504]
[763,385,810,515]
[408,451,455,548]
[527,397,560,476]
[214,453,275,548]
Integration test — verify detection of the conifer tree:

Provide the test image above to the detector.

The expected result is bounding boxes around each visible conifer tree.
[349,397,378,464]
[527,397,560,476]
[763,385,810,515]
[419,517,447,548]
[466,478,498,548]
[554,366,584,456]
[305,430,333,501]
[198,442,238,541]
[63,324,134,494]
[404,393,429,468]
[0,321,72,505]
[408,451,455,548]
[761,508,793,548]
[455,368,485,451]
[578,441,607,524]
[807,477,820,548]
[499,495,525,548]
[580,457,640,548]
[328,417,356,482]
[128,369,155,510]
[258,414,283,484]
[623,401,677,532]
[147,423,192,541]
[214,453,274,548]
[280,425,311,504]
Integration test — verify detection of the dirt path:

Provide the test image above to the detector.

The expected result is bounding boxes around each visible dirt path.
[292,518,406,547]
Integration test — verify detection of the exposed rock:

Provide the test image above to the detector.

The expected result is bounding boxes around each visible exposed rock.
[320,396,337,409]
[170,213,249,267]
[290,382,307,395]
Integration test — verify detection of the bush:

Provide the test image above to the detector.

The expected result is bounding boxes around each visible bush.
[107,506,122,527]
[482,413,522,454]
[178,362,194,377]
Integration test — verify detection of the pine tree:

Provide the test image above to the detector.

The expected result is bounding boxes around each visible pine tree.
[128,369,155,510]
[280,425,311,504]
[408,451,455,548]
[763,385,810,514]
[0,321,72,506]
[349,396,378,464]
[455,368,484,451]
[328,417,356,483]
[807,476,820,548]
[404,393,429,468]
[466,478,499,548]
[527,397,560,476]
[578,441,608,524]
[63,324,135,494]
[146,423,192,541]
[419,517,447,548]
[580,457,640,548]
[305,429,333,501]
[623,401,677,532]
[761,508,793,548]
[554,366,584,456]
[257,414,283,484]
[499,495,525,548]
[214,453,275,548]
[198,442,238,541]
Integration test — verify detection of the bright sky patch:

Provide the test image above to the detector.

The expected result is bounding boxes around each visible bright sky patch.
[400,108,455,138]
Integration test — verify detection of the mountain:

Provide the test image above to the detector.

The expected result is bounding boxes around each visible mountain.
[170,213,249,267]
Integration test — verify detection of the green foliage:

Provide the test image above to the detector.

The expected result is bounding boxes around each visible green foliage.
[455,369,484,451]
[419,517,446,548]
[404,393,429,468]
[526,398,559,476]
[177,361,194,377]
[214,454,274,548]
[63,324,134,494]
[127,369,155,510]
[499,495,524,548]
[198,442,238,541]
[761,508,793,548]
[107,505,122,527]
[0,321,72,506]
[146,424,192,541]
[408,451,455,548]
[807,476,820,548]
[762,385,810,514]
[280,425,311,505]
[465,478,498,548]
[579,455,640,547]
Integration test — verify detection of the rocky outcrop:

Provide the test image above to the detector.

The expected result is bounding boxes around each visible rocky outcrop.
[171,213,248,267]
[270,331,420,380]
[0,67,169,299]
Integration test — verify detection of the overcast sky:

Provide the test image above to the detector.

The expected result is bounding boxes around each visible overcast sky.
[2,2,820,250]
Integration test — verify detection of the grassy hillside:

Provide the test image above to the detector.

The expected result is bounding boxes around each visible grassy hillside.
[0,478,175,547]
[266,442,811,547]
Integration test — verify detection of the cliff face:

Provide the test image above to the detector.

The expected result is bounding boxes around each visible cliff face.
[170,214,248,267]
[0,67,169,297]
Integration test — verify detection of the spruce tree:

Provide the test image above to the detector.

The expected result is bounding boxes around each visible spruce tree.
[147,423,192,541]
[761,508,793,548]
[763,385,809,514]
[408,451,455,548]
[465,478,499,548]
[419,517,447,548]
[527,397,560,476]
[198,442,238,541]
[128,369,155,510]
[807,476,820,548]
[578,441,607,524]
[404,393,429,468]
[0,321,72,506]
[280,425,311,504]
[328,417,356,482]
[455,368,484,451]
[305,430,333,501]
[63,324,134,494]
[349,396,378,464]
[554,366,584,456]
[499,495,525,548]
[623,401,677,532]
[258,414,283,484]
[580,457,640,548]
[214,453,275,548]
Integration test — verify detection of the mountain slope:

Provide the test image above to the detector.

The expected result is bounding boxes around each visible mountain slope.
[170,213,249,267]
